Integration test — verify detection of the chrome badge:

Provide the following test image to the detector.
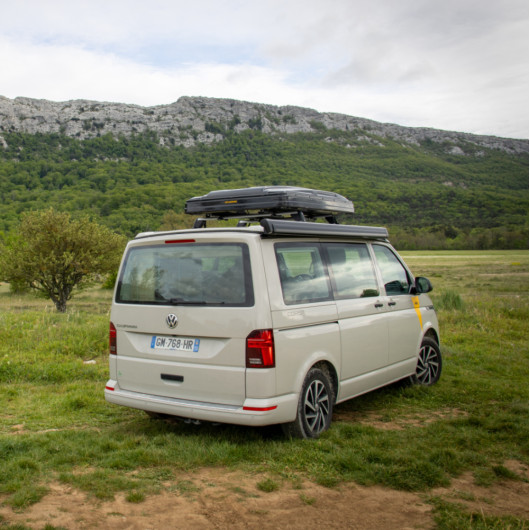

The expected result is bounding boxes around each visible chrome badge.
[166,314,178,329]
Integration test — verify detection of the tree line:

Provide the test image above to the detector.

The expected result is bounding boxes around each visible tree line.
[0,129,527,248]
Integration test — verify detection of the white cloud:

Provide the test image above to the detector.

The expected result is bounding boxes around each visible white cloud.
[0,0,527,138]
[0,34,291,105]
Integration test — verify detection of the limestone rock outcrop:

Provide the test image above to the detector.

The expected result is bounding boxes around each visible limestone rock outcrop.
[0,95,527,155]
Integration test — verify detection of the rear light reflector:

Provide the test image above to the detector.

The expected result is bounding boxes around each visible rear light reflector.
[105,386,115,391]
[109,322,117,355]
[246,329,275,368]
[243,405,277,412]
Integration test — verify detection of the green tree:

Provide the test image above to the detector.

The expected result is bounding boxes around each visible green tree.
[0,209,126,312]
[158,210,195,231]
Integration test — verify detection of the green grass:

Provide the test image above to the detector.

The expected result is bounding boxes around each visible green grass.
[256,478,280,493]
[429,497,529,530]
[0,251,528,528]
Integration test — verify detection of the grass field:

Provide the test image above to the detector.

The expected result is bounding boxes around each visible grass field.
[0,250,528,528]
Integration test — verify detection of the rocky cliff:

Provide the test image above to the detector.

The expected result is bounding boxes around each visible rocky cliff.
[0,95,527,155]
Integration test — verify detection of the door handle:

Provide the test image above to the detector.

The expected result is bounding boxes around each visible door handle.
[374,302,384,308]
[161,374,184,383]
[388,301,397,307]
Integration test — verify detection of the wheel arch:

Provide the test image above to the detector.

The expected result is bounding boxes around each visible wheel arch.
[423,327,439,345]
[313,360,339,404]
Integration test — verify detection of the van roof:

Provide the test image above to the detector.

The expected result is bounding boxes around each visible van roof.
[134,219,388,242]
[134,225,264,240]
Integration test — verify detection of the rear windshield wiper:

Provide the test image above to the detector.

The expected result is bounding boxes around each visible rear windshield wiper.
[154,290,204,305]
[168,298,207,305]
[153,291,225,305]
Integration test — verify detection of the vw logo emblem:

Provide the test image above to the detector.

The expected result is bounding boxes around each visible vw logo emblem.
[166,314,178,329]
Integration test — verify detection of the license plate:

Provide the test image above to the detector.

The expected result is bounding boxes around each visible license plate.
[150,336,200,352]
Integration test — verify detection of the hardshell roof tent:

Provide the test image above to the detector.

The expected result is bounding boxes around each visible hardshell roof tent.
[184,186,389,240]
[185,186,355,226]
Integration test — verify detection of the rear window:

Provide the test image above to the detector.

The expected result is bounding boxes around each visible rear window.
[116,243,254,306]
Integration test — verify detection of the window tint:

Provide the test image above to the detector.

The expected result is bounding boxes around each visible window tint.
[275,243,332,305]
[325,243,379,299]
[372,245,410,295]
[116,243,254,306]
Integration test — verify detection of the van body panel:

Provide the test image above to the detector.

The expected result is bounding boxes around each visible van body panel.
[113,306,265,351]
[113,313,251,404]
[337,357,418,403]
[245,367,277,399]
[336,298,389,379]
[270,302,338,330]
[273,320,341,398]
[384,296,423,365]
[418,303,440,341]
[116,354,246,405]
[105,385,298,425]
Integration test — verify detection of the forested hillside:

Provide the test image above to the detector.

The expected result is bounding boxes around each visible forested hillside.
[0,128,527,249]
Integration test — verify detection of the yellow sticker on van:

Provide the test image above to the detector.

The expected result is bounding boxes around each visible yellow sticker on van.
[412,295,423,329]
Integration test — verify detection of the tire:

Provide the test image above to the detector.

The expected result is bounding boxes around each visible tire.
[410,337,442,386]
[282,367,334,439]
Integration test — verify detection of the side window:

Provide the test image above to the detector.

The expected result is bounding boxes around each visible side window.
[324,243,379,299]
[274,243,332,305]
[372,245,411,296]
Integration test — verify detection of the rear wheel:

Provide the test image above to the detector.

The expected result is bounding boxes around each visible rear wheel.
[410,337,442,386]
[282,367,333,439]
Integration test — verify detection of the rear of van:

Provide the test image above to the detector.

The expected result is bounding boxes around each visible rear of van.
[104,228,297,426]
[105,187,441,438]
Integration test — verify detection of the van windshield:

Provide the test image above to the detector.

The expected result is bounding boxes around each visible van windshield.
[116,243,254,306]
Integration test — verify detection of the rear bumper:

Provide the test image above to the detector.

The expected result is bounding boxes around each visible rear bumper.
[104,380,297,426]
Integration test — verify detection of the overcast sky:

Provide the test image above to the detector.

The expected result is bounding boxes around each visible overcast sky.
[1,0,528,138]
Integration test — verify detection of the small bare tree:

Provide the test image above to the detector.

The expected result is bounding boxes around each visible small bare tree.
[0,209,126,312]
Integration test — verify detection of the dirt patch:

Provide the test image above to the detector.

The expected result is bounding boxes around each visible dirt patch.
[1,465,527,530]
[432,460,529,520]
[332,407,468,431]
[7,424,98,436]
[0,470,433,530]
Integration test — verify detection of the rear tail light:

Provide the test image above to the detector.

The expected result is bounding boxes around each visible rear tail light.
[246,329,275,368]
[109,322,117,355]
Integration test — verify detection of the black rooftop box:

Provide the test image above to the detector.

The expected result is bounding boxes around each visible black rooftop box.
[185,186,354,218]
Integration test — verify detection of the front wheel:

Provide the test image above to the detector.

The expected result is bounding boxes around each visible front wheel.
[282,367,334,439]
[410,337,442,386]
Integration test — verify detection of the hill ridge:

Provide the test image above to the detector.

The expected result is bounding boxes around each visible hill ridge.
[0,95,527,155]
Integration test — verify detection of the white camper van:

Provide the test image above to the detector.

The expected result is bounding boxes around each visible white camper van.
[105,187,441,438]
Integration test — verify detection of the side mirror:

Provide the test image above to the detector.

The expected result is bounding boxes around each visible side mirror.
[414,277,433,294]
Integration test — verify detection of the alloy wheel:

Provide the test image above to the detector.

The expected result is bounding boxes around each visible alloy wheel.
[416,343,440,385]
[303,379,330,435]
